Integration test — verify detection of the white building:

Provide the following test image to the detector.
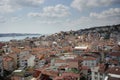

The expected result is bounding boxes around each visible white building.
[20,54,35,67]
[18,51,35,68]
[27,55,35,67]
[91,66,106,80]
[91,65,120,80]
[3,45,12,53]
[73,46,88,55]
[82,56,98,68]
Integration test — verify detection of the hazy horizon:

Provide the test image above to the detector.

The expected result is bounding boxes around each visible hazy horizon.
[0,0,120,34]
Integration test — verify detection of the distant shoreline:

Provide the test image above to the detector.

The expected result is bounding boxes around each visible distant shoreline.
[0,33,41,37]
[0,34,41,42]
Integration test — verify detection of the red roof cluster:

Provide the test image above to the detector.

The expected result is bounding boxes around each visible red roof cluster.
[0,42,5,49]
[109,52,120,57]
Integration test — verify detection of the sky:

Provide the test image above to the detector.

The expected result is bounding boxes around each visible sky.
[0,0,120,34]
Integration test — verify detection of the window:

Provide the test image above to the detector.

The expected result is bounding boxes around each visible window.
[95,72,97,75]
[95,77,97,80]
[100,78,103,80]
[100,73,102,76]
[92,62,94,66]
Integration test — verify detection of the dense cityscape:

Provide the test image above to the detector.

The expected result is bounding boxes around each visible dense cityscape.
[0,24,120,80]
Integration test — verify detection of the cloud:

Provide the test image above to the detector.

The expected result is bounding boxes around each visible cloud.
[0,0,45,13]
[71,0,120,11]
[0,16,6,23]
[11,0,45,7]
[28,4,70,18]
[36,20,62,24]
[11,16,22,22]
[90,8,120,19]
[65,8,120,29]
[0,0,15,13]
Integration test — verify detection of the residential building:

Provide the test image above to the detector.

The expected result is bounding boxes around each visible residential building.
[11,70,25,80]
[73,46,88,55]
[0,53,3,77]
[82,56,98,68]
[3,45,12,53]
[105,67,120,80]
[54,72,80,80]
[91,66,106,80]
[109,52,120,65]
[19,54,35,68]
[3,56,14,71]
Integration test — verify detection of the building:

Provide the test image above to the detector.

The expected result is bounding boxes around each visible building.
[82,56,98,68]
[11,70,25,80]
[54,72,80,80]
[91,66,106,80]
[8,53,18,69]
[109,52,120,65]
[34,54,46,68]
[11,69,35,80]
[0,53,3,77]
[19,54,35,68]
[73,46,88,55]
[18,51,35,68]
[91,63,120,80]
[3,45,12,53]
[3,56,14,71]
[105,67,120,80]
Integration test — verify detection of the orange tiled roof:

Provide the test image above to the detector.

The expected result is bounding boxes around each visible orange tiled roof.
[3,56,13,61]
[110,52,120,56]
[107,66,120,75]
[109,59,119,65]
[98,63,106,73]
[83,56,97,60]
[58,65,68,69]
[37,54,44,60]
[11,47,21,53]
[22,54,33,60]
[41,70,59,77]
[82,66,89,70]
[54,76,63,80]
[55,59,66,63]
[62,72,80,78]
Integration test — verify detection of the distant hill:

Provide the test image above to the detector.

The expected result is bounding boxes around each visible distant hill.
[0,33,41,37]
[76,24,120,35]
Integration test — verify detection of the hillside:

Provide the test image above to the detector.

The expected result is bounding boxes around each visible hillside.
[76,24,120,34]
